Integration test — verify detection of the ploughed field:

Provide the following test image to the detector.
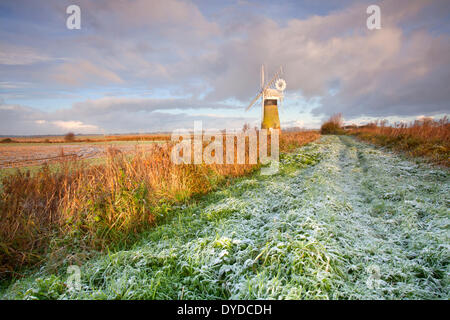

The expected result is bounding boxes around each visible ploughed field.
[0,140,164,169]
[2,136,449,299]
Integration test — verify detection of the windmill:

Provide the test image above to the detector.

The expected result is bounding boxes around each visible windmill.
[246,65,286,130]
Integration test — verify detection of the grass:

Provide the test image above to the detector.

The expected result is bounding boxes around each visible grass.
[2,135,447,299]
[0,157,109,178]
[1,165,43,179]
[349,117,449,166]
[0,131,320,280]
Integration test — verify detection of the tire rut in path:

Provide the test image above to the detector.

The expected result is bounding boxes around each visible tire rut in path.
[320,136,449,298]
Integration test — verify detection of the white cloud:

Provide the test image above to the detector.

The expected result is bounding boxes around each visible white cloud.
[282,120,305,128]
[51,121,98,132]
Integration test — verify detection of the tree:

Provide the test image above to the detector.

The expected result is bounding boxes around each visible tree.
[65,132,75,142]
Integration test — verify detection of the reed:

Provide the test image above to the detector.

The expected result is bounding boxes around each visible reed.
[349,116,449,165]
[0,131,319,278]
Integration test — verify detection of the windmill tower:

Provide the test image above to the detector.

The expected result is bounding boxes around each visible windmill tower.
[246,65,286,130]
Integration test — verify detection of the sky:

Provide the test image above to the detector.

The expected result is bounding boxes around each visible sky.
[0,0,449,135]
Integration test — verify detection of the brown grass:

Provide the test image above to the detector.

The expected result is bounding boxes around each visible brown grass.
[0,131,319,278]
[349,116,449,166]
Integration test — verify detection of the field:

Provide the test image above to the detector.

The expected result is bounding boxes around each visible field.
[2,135,448,299]
[0,135,170,170]
[0,136,171,180]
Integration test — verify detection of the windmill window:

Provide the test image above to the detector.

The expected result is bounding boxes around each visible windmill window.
[264,99,278,106]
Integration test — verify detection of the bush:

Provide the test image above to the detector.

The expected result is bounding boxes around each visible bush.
[64,132,75,142]
[321,113,344,135]
[0,138,14,143]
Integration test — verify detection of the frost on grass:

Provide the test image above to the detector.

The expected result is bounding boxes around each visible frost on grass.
[3,136,449,299]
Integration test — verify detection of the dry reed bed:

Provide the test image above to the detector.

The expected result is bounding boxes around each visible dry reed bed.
[349,117,449,166]
[0,131,319,278]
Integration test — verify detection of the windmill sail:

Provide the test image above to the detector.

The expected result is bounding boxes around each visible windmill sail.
[246,90,264,111]
[261,64,264,89]
[246,66,283,111]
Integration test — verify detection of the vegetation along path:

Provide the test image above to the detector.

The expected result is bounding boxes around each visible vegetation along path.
[3,136,449,299]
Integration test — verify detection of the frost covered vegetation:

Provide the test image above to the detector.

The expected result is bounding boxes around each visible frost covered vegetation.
[2,136,448,299]
[0,131,319,278]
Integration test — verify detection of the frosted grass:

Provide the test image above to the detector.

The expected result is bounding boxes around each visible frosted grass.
[3,136,449,299]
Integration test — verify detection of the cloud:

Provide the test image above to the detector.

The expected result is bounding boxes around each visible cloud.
[0,44,52,65]
[0,98,251,135]
[78,0,219,37]
[68,96,242,115]
[196,0,450,119]
[51,120,98,131]
[0,103,49,135]
[0,0,449,134]
[0,81,30,89]
[282,120,305,128]
[51,60,123,86]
